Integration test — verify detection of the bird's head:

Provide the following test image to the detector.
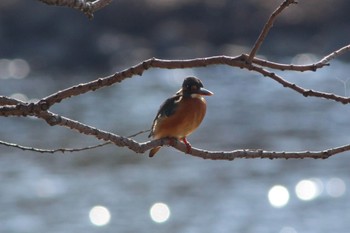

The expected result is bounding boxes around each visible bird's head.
[180,77,213,97]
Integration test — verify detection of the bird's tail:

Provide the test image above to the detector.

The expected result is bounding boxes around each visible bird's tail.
[149,146,161,157]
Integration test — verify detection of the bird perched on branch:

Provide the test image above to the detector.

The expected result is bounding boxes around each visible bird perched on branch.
[148,76,213,157]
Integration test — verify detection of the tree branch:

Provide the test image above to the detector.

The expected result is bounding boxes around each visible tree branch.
[0,140,110,153]
[0,46,345,117]
[0,96,20,106]
[37,0,112,18]
[3,106,350,160]
[33,113,350,159]
[247,0,298,63]
[1,44,350,119]
[319,44,350,64]
[248,64,350,104]
[251,56,328,71]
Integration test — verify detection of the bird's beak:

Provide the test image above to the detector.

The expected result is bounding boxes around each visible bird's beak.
[198,87,214,96]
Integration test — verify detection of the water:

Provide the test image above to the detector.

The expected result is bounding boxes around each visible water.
[1,58,350,233]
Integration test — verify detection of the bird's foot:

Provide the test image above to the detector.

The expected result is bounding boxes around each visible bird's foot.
[182,137,192,154]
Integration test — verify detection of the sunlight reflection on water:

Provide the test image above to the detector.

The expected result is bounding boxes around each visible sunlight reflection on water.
[149,202,171,223]
[326,177,346,198]
[268,185,290,208]
[295,179,322,201]
[89,205,111,226]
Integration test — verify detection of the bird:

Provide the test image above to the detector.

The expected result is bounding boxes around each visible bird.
[148,76,213,157]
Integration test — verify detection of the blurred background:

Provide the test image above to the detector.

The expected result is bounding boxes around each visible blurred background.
[1,0,350,232]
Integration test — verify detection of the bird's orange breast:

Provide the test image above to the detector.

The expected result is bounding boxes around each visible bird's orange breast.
[152,96,207,139]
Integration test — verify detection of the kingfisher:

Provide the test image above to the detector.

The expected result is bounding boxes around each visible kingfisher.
[148,76,213,157]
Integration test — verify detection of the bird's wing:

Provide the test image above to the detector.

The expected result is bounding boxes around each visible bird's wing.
[148,94,182,138]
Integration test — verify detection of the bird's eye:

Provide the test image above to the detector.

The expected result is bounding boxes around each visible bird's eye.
[191,85,198,91]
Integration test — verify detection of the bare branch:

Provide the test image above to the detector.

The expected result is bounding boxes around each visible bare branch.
[37,0,112,18]
[2,42,350,120]
[248,65,350,104]
[34,55,331,111]
[3,107,345,160]
[251,56,328,72]
[0,101,49,117]
[250,43,350,71]
[2,47,350,119]
[0,96,20,106]
[4,123,349,159]
[0,140,110,153]
[35,53,348,111]
[320,44,350,64]
[247,0,298,63]
[127,129,151,138]
[37,55,244,109]
[178,144,350,160]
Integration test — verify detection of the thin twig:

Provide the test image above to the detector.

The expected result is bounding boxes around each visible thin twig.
[0,140,110,153]
[127,129,151,138]
[251,56,328,71]
[248,65,350,104]
[320,44,350,64]
[247,0,298,63]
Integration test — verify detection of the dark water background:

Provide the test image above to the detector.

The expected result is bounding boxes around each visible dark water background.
[1,1,350,233]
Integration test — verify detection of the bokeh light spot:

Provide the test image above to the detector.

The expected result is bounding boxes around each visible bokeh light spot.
[150,202,171,223]
[89,205,111,226]
[9,58,30,79]
[295,179,321,201]
[268,185,290,208]
[326,177,346,198]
